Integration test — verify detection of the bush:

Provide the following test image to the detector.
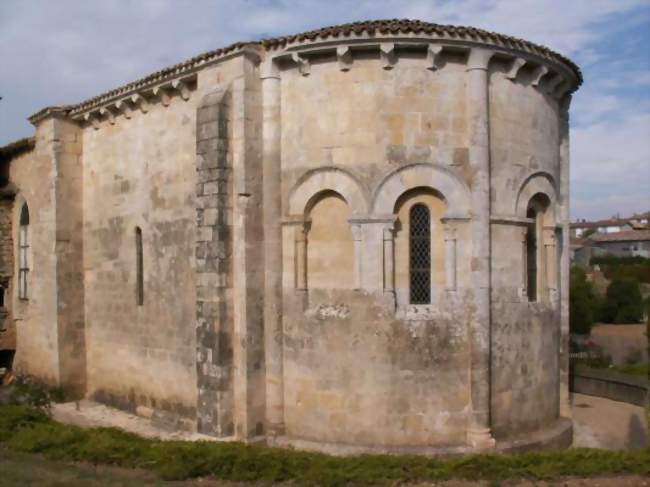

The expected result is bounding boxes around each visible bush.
[570,266,600,334]
[590,255,650,284]
[2,375,66,411]
[601,278,645,324]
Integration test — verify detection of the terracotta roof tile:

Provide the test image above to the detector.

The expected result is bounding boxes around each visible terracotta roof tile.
[0,137,35,163]
[589,230,650,243]
[29,19,582,122]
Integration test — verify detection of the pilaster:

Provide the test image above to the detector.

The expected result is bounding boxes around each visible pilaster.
[261,58,285,436]
[466,47,496,449]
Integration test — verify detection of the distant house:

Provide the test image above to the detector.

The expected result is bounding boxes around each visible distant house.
[570,218,632,238]
[572,230,650,265]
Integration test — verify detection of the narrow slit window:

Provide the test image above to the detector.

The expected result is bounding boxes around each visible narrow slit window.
[525,217,537,302]
[409,204,431,304]
[18,204,29,300]
[136,227,143,306]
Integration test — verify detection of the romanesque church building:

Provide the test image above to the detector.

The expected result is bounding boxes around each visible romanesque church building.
[0,20,581,454]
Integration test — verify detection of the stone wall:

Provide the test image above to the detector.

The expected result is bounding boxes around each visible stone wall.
[81,78,199,424]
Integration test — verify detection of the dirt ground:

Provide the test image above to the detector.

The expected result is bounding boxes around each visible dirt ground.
[571,392,649,449]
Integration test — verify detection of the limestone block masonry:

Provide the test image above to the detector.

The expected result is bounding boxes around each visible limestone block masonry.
[1,19,581,454]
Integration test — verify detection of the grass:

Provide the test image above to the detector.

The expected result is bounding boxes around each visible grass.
[1,405,649,485]
[614,363,649,377]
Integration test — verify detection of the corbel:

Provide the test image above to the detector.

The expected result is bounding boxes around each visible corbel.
[153,84,172,107]
[426,44,443,71]
[99,106,115,125]
[131,93,149,114]
[84,111,100,130]
[380,43,397,70]
[336,45,353,71]
[291,52,310,76]
[115,99,133,119]
[505,57,526,81]
[554,79,572,99]
[530,65,548,87]
[172,79,191,101]
[544,72,564,94]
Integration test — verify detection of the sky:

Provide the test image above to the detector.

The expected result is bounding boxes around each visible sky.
[0,0,649,220]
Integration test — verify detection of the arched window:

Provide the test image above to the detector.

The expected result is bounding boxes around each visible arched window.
[18,203,29,300]
[135,227,143,306]
[525,206,537,301]
[525,193,551,302]
[409,204,431,304]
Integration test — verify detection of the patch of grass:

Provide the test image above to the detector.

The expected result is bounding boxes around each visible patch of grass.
[0,405,649,485]
[614,363,649,377]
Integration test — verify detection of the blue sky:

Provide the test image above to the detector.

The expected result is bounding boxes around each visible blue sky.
[1,0,648,220]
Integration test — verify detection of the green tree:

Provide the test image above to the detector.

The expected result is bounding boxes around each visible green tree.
[601,278,644,324]
[570,266,598,334]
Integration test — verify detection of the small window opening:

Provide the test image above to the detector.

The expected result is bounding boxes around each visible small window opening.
[135,227,143,306]
[18,204,30,300]
[0,287,5,308]
[526,206,537,302]
[409,204,431,304]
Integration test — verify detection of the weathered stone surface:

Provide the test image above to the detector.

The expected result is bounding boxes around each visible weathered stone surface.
[1,21,580,452]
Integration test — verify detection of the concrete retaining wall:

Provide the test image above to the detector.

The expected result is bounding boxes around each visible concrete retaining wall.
[571,364,649,408]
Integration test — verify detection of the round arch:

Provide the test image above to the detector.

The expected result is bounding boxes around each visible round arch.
[514,172,558,218]
[371,163,471,217]
[287,167,369,216]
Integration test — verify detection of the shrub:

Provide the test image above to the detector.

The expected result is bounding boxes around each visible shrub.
[4,375,66,411]
[570,266,600,334]
[590,255,650,284]
[601,278,645,324]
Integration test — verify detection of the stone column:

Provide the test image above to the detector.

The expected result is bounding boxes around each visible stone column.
[294,222,309,291]
[444,224,457,292]
[466,48,495,449]
[520,226,528,300]
[261,59,284,435]
[351,223,363,290]
[544,228,558,306]
[382,227,395,293]
[558,97,572,418]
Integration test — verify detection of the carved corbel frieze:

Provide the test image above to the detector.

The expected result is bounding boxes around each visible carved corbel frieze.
[153,84,172,107]
[505,57,526,81]
[84,111,100,130]
[543,72,564,94]
[337,45,353,71]
[99,106,116,125]
[115,98,133,119]
[380,42,397,70]
[291,52,310,76]
[172,79,191,101]
[426,44,443,71]
[554,79,572,99]
[530,65,548,87]
[131,93,149,114]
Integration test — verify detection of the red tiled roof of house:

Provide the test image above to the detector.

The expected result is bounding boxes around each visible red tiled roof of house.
[589,230,650,243]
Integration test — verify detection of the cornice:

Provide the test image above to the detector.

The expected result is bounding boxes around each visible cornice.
[26,19,582,124]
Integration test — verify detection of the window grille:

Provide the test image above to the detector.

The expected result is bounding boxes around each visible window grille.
[18,204,29,300]
[409,204,431,304]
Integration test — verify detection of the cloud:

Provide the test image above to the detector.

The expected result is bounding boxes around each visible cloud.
[0,0,648,219]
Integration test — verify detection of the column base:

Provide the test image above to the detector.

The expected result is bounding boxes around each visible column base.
[467,427,496,450]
